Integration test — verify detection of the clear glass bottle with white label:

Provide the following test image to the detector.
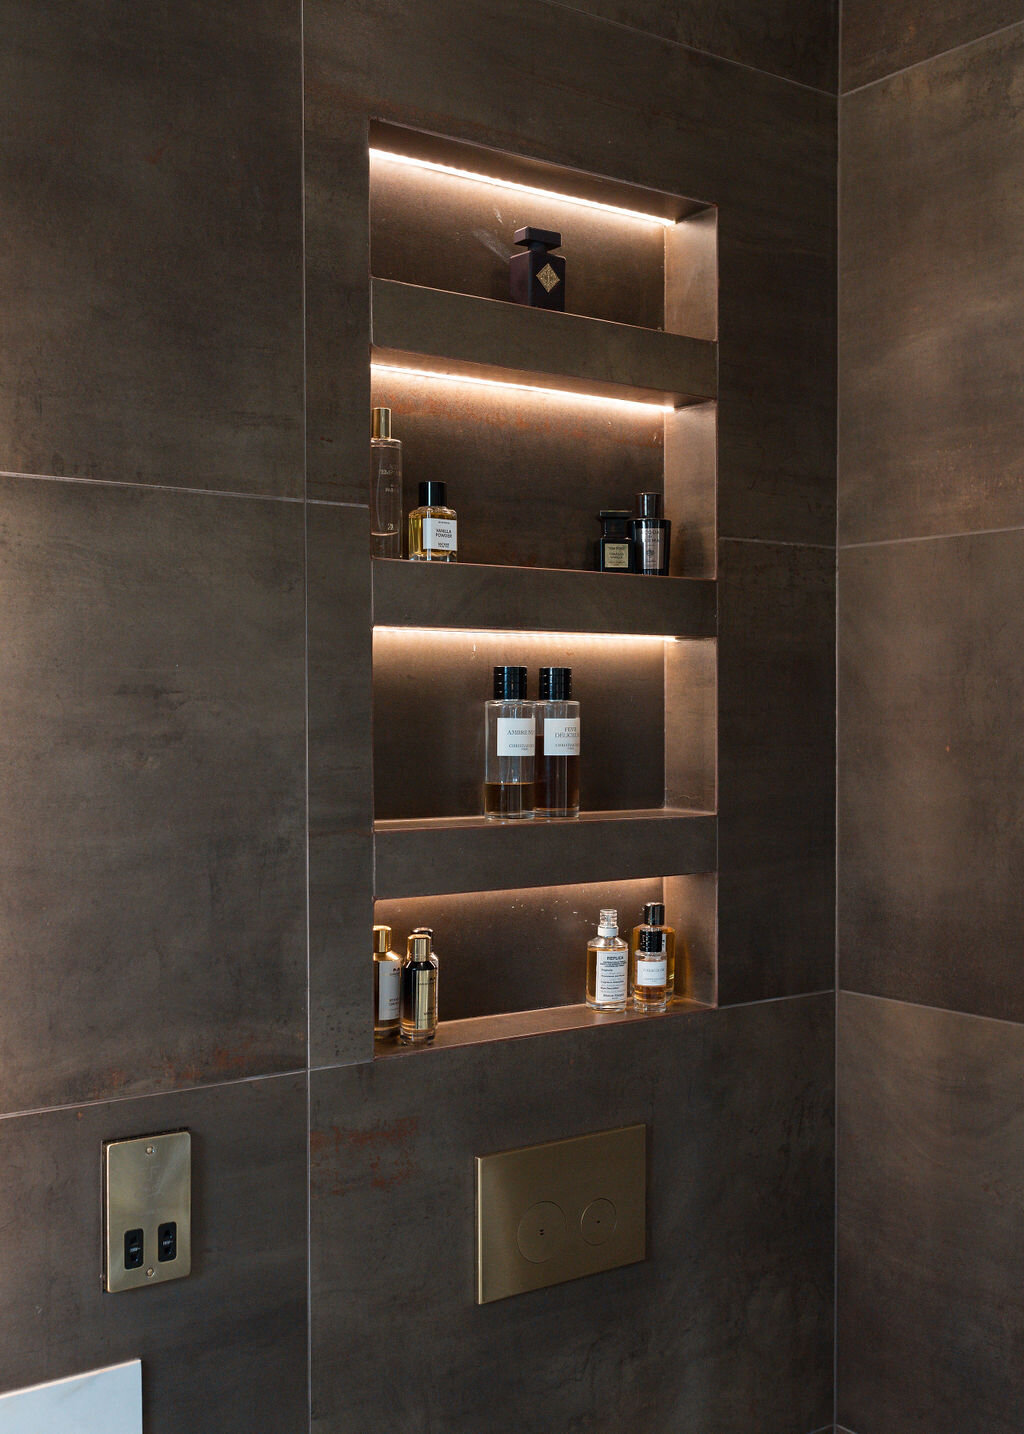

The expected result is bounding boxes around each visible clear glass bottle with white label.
[373,923,403,1040]
[534,666,580,818]
[400,928,439,1045]
[586,908,628,1011]
[484,665,535,820]
[408,481,458,562]
[630,901,676,1013]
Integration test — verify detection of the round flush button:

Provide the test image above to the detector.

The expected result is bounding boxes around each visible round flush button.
[580,1198,618,1246]
[516,1201,567,1263]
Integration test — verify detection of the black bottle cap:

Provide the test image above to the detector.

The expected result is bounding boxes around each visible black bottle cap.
[599,509,632,520]
[638,927,666,953]
[635,492,663,519]
[642,902,666,926]
[538,666,572,700]
[493,665,528,700]
[513,226,561,250]
[418,481,447,507]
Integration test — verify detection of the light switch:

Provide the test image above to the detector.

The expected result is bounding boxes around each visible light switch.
[476,1124,645,1303]
[104,1131,191,1293]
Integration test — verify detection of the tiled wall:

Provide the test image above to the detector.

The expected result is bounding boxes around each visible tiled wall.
[838,9,1024,1432]
[0,2,836,1430]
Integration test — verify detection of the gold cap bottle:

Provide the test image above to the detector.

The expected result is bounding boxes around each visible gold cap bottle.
[400,927,439,1045]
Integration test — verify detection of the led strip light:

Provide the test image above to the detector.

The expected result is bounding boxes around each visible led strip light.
[372,362,674,414]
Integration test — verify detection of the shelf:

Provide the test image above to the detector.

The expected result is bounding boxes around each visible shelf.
[374,808,716,899]
[374,997,713,1059]
[371,278,717,407]
[372,558,717,639]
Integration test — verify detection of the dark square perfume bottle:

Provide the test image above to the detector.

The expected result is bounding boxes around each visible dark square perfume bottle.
[509,227,566,311]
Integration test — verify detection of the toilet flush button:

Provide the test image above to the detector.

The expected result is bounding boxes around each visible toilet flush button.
[581,1198,618,1246]
[516,1202,567,1263]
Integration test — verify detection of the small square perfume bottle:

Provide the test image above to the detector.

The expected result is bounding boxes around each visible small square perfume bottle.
[509,227,566,311]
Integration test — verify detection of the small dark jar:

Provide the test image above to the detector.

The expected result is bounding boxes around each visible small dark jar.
[509,227,566,311]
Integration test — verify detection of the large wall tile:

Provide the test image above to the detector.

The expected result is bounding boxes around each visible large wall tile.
[840,532,1024,1020]
[838,993,1024,1433]
[0,1075,308,1434]
[840,24,1024,543]
[842,0,1021,91]
[0,0,303,496]
[0,478,306,1111]
[311,994,834,1434]
[718,540,836,1004]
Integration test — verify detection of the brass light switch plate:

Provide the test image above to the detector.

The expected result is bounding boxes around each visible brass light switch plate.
[104,1131,191,1293]
[476,1124,645,1304]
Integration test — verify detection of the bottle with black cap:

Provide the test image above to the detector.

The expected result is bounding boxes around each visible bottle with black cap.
[408,481,458,562]
[631,492,671,576]
[509,227,566,311]
[400,928,439,1045]
[630,901,676,1013]
[534,666,580,818]
[484,666,536,820]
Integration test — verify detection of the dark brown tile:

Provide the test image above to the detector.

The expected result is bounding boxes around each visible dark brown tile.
[840,24,1024,543]
[0,1075,307,1433]
[0,0,303,495]
[0,478,306,1112]
[312,993,834,1433]
[838,992,1024,1434]
[840,532,1024,1019]
[718,540,836,1004]
[842,0,1021,90]
[307,502,374,1069]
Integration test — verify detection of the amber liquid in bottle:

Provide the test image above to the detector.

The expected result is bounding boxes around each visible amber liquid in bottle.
[483,781,534,818]
[631,902,675,1014]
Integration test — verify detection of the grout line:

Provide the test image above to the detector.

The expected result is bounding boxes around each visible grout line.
[839,986,1024,1033]
[840,521,1024,551]
[720,535,836,551]
[308,497,369,510]
[841,15,1024,97]
[834,11,842,1423]
[0,1068,308,1126]
[0,468,303,504]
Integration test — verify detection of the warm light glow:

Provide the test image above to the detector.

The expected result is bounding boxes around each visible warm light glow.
[372,362,674,414]
[370,148,676,228]
[375,626,677,644]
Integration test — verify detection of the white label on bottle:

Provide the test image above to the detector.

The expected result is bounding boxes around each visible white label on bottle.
[422,516,457,552]
[638,528,664,571]
[497,716,535,756]
[377,960,401,1020]
[544,717,580,755]
[595,947,628,1003]
[636,957,667,987]
[604,542,631,570]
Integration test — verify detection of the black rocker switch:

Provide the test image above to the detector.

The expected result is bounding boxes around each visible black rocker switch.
[157,1221,177,1263]
[124,1228,144,1270]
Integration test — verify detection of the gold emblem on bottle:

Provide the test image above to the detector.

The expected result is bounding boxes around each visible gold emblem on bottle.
[537,263,560,292]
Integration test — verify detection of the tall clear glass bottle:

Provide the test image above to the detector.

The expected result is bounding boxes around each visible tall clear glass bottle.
[534,666,580,818]
[400,928,438,1045]
[370,407,403,558]
[373,923,402,1041]
[586,908,628,1011]
[484,665,535,820]
[630,901,675,1013]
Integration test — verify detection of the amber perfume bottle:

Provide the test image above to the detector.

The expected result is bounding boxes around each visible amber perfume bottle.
[631,492,671,576]
[373,924,402,1041]
[596,510,634,572]
[370,407,402,558]
[509,227,566,311]
[534,666,580,818]
[484,666,535,820]
[400,928,438,1045]
[586,908,628,1012]
[630,901,676,1013]
[408,481,458,562]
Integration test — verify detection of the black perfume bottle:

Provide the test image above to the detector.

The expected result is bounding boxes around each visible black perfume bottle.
[631,492,671,576]
[596,510,634,572]
[510,227,566,311]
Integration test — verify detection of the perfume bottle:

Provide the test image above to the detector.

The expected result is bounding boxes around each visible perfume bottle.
[509,227,566,312]
[586,908,628,1012]
[631,901,676,1013]
[484,666,535,820]
[373,923,402,1041]
[631,492,671,576]
[408,481,458,562]
[370,407,402,558]
[596,510,634,572]
[400,928,438,1045]
[534,666,580,818]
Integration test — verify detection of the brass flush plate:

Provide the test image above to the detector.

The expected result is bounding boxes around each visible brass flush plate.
[476,1124,645,1304]
[104,1131,191,1293]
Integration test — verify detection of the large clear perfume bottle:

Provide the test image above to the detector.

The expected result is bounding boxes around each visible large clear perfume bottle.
[373,923,402,1041]
[370,407,402,558]
[534,666,580,818]
[408,481,457,562]
[484,665,535,820]
[400,928,438,1045]
[586,908,628,1012]
[630,901,676,1013]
